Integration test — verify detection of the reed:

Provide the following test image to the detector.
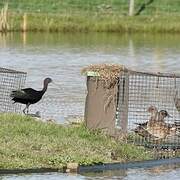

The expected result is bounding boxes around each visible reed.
[0,3,9,33]
[22,13,27,32]
[1,0,180,33]
[7,12,180,33]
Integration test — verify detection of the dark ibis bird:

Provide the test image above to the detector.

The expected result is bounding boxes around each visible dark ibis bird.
[10,77,52,114]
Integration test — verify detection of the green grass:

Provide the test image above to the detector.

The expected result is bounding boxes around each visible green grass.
[0,0,180,33]
[5,12,180,33]
[1,0,180,15]
[0,113,152,169]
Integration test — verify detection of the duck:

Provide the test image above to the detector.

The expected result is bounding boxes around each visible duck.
[133,107,172,140]
[10,77,52,114]
[133,106,158,139]
[146,121,177,140]
[147,109,175,140]
[133,122,152,139]
[147,105,159,121]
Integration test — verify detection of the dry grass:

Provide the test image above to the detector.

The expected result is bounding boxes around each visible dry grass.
[81,64,128,88]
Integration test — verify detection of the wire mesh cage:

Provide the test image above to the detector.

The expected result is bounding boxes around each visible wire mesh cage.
[83,64,180,158]
[0,67,26,113]
[116,70,180,153]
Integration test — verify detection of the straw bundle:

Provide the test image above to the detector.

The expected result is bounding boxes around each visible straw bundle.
[81,64,128,88]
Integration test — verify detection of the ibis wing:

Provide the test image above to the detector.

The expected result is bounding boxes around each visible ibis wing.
[10,88,38,100]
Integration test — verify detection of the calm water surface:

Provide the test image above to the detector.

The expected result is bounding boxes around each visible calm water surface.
[0,32,180,122]
[1,164,180,180]
[0,33,180,179]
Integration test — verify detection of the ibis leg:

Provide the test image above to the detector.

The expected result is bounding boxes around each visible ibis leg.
[26,103,30,114]
[23,106,27,114]
[23,104,30,115]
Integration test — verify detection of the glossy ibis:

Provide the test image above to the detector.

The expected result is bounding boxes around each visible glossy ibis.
[10,77,52,114]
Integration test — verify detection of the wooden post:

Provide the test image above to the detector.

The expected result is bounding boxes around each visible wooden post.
[129,0,135,16]
[22,13,27,32]
[22,13,27,46]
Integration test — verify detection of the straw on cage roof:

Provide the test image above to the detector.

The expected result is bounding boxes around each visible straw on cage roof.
[81,64,128,87]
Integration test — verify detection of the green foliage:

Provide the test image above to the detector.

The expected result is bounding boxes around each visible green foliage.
[0,0,180,15]
[115,143,152,161]
[0,0,180,33]
[5,12,180,33]
[0,113,152,169]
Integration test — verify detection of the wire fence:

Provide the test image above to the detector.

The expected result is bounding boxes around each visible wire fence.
[0,67,26,113]
[84,68,180,158]
[116,70,180,156]
[0,0,179,16]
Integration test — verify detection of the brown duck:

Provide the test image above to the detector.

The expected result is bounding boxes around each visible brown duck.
[133,106,158,139]
[147,108,176,140]
[133,106,172,140]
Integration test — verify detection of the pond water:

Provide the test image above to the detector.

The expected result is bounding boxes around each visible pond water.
[0,32,180,122]
[1,164,180,179]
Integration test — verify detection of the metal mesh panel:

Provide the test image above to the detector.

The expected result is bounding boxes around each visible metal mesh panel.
[116,71,180,156]
[0,67,26,113]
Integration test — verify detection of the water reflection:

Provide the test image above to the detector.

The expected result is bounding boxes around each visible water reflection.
[82,164,180,180]
[0,32,180,122]
[1,164,180,180]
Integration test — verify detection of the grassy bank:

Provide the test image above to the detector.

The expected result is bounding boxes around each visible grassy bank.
[0,0,180,33]
[0,0,180,15]
[4,13,180,33]
[0,113,152,169]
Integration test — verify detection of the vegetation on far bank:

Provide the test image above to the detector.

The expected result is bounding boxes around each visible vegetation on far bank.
[0,0,180,33]
[0,113,152,169]
[0,0,179,16]
[2,13,180,33]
